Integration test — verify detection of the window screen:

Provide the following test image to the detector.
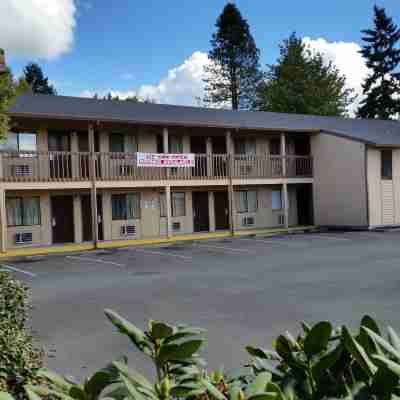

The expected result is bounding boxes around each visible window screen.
[272,190,282,210]
[172,192,185,217]
[6,197,40,226]
[112,194,127,220]
[237,191,257,213]
[127,193,140,219]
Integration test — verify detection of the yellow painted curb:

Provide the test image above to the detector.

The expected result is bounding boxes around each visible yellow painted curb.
[0,243,95,258]
[0,226,318,259]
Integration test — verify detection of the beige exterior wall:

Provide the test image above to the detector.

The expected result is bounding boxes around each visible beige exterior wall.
[367,147,400,227]
[311,133,368,227]
[234,185,297,230]
[6,192,51,248]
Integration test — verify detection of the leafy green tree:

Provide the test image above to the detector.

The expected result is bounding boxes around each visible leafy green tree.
[0,49,29,139]
[203,3,263,110]
[23,63,56,95]
[254,33,354,116]
[357,5,400,119]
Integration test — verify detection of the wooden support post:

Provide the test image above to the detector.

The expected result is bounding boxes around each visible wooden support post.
[281,132,287,177]
[226,131,235,235]
[0,187,6,253]
[165,185,172,238]
[88,124,98,246]
[283,183,289,229]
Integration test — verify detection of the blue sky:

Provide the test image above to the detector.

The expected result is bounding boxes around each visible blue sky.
[2,0,400,108]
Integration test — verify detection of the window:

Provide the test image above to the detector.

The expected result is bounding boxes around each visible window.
[237,191,258,213]
[235,138,256,155]
[110,133,124,152]
[272,190,282,210]
[6,197,41,226]
[125,134,137,153]
[169,136,183,153]
[0,132,37,152]
[269,138,281,155]
[160,193,167,217]
[112,193,141,220]
[172,192,185,217]
[381,150,393,179]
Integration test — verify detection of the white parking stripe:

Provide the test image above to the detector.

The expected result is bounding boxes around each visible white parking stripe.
[2,264,37,277]
[66,255,125,267]
[133,249,192,261]
[243,238,304,247]
[298,234,350,241]
[194,243,254,253]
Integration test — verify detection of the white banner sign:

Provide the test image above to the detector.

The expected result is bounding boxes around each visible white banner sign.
[137,152,195,168]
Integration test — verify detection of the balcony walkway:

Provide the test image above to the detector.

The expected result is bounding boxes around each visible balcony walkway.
[0,152,313,187]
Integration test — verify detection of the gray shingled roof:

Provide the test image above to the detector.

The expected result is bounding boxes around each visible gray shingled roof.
[8,92,400,146]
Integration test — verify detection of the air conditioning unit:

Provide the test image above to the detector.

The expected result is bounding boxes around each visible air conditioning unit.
[15,232,33,244]
[121,225,136,237]
[242,216,255,227]
[172,222,181,232]
[11,165,32,177]
[278,215,285,226]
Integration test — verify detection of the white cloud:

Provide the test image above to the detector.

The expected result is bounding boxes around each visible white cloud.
[81,51,210,105]
[302,37,369,115]
[0,0,76,59]
[81,40,369,115]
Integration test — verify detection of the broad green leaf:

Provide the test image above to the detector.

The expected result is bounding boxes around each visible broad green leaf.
[113,361,153,389]
[342,326,377,377]
[200,379,226,400]
[228,383,241,400]
[274,335,293,361]
[247,393,278,400]
[85,370,115,400]
[69,386,87,400]
[360,315,380,335]
[304,321,332,357]
[0,393,15,400]
[301,321,311,334]
[388,327,400,352]
[246,372,272,397]
[150,321,174,340]
[362,327,400,361]
[370,363,399,397]
[120,375,146,400]
[312,344,343,380]
[158,340,203,363]
[246,346,277,360]
[37,369,72,392]
[24,389,42,400]
[163,328,206,345]
[373,355,400,376]
[104,309,147,349]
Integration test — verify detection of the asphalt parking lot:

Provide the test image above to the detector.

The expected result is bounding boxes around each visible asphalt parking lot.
[3,230,400,379]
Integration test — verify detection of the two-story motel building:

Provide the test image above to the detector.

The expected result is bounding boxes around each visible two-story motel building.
[1,92,400,254]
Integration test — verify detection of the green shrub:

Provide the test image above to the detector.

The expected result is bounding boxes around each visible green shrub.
[0,271,43,397]
[4,297,400,399]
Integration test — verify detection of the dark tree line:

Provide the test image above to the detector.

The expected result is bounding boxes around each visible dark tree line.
[204,2,400,119]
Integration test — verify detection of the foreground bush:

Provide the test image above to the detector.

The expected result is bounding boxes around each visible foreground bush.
[4,306,400,399]
[0,271,43,397]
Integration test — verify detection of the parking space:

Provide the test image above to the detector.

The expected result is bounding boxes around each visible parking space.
[4,229,400,380]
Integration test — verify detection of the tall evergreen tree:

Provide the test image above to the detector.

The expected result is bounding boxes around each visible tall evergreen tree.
[23,62,56,95]
[203,3,263,110]
[0,49,29,139]
[254,33,353,116]
[357,5,400,119]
